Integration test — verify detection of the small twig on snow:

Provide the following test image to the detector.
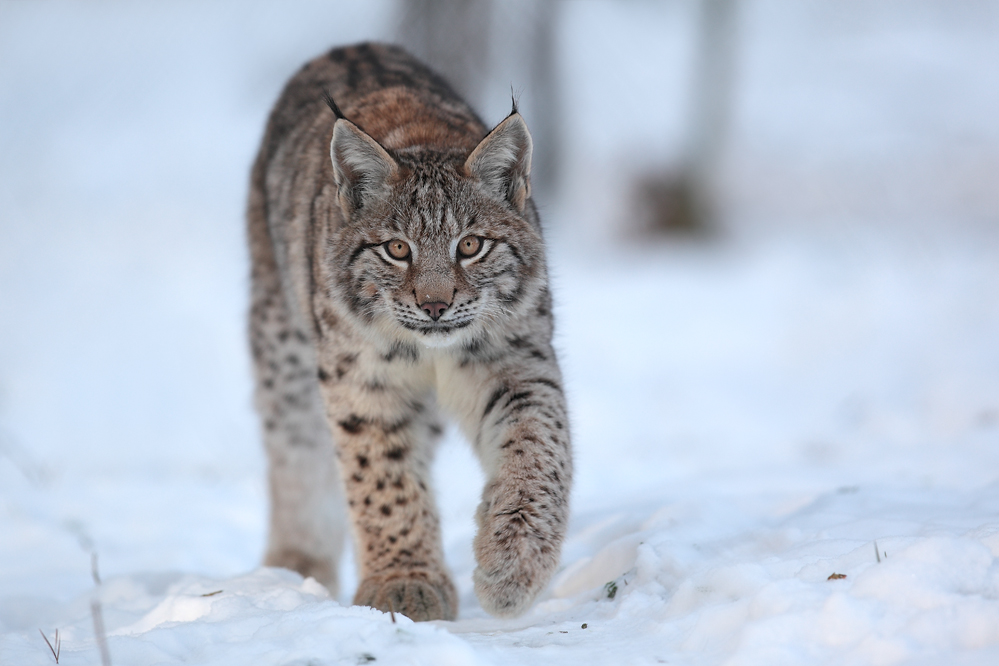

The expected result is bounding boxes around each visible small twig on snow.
[874,540,881,564]
[91,552,101,585]
[91,600,111,666]
[90,552,112,666]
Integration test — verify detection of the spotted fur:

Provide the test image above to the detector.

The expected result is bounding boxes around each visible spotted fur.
[248,43,571,621]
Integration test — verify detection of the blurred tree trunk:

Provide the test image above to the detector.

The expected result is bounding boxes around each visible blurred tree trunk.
[684,0,737,228]
[395,0,562,201]
[396,0,494,113]
[522,0,560,197]
[638,0,738,236]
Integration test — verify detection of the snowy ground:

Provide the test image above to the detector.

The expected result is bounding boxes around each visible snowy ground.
[3,231,999,665]
[3,1,999,665]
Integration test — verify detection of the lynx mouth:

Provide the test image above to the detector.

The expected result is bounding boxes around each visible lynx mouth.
[395,317,474,349]
[398,318,474,335]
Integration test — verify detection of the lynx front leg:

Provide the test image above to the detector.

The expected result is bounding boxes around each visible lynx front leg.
[323,389,456,621]
[472,375,572,617]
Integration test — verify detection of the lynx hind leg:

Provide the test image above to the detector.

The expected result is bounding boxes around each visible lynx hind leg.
[249,223,346,595]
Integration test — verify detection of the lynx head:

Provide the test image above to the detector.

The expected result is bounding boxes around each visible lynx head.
[327,104,545,348]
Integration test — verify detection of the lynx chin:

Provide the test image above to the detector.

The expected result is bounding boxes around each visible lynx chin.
[248,42,571,621]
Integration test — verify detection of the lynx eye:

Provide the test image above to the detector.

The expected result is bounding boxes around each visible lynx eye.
[384,239,411,260]
[457,235,483,258]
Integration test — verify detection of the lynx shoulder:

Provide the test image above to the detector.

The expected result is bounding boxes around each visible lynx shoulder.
[247,42,571,621]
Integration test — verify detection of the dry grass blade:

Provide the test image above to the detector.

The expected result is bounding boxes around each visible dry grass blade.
[39,628,60,663]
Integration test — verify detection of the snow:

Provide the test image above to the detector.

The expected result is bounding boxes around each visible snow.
[2,2,999,665]
[4,233,998,665]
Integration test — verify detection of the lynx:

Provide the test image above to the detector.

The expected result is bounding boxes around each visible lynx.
[247,43,571,621]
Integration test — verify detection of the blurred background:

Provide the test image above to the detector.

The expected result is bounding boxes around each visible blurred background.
[2,0,998,612]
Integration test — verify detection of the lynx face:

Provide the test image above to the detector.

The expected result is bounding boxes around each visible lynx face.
[329,114,541,347]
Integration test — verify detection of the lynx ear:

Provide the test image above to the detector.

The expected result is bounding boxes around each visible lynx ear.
[330,118,398,219]
[464,112,533,212]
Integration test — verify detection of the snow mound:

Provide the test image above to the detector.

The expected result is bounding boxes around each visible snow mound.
[5,569,483,666]
[15,486,997,665]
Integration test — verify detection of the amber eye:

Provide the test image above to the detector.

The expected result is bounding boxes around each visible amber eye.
[457,235,483,258]
[384,239,411,260]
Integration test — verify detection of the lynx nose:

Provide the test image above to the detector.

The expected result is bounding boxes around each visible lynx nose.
[420,301,449,321]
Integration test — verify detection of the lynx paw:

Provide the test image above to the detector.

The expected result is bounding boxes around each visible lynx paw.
[354,573,457,621]
[473,488,564,617]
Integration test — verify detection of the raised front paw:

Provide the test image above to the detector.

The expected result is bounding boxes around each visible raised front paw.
[472,481,567,617]
[354,572,458,621]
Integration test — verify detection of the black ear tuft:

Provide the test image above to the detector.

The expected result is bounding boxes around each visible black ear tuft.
[509,87,520,116]
[323,89,345,120]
